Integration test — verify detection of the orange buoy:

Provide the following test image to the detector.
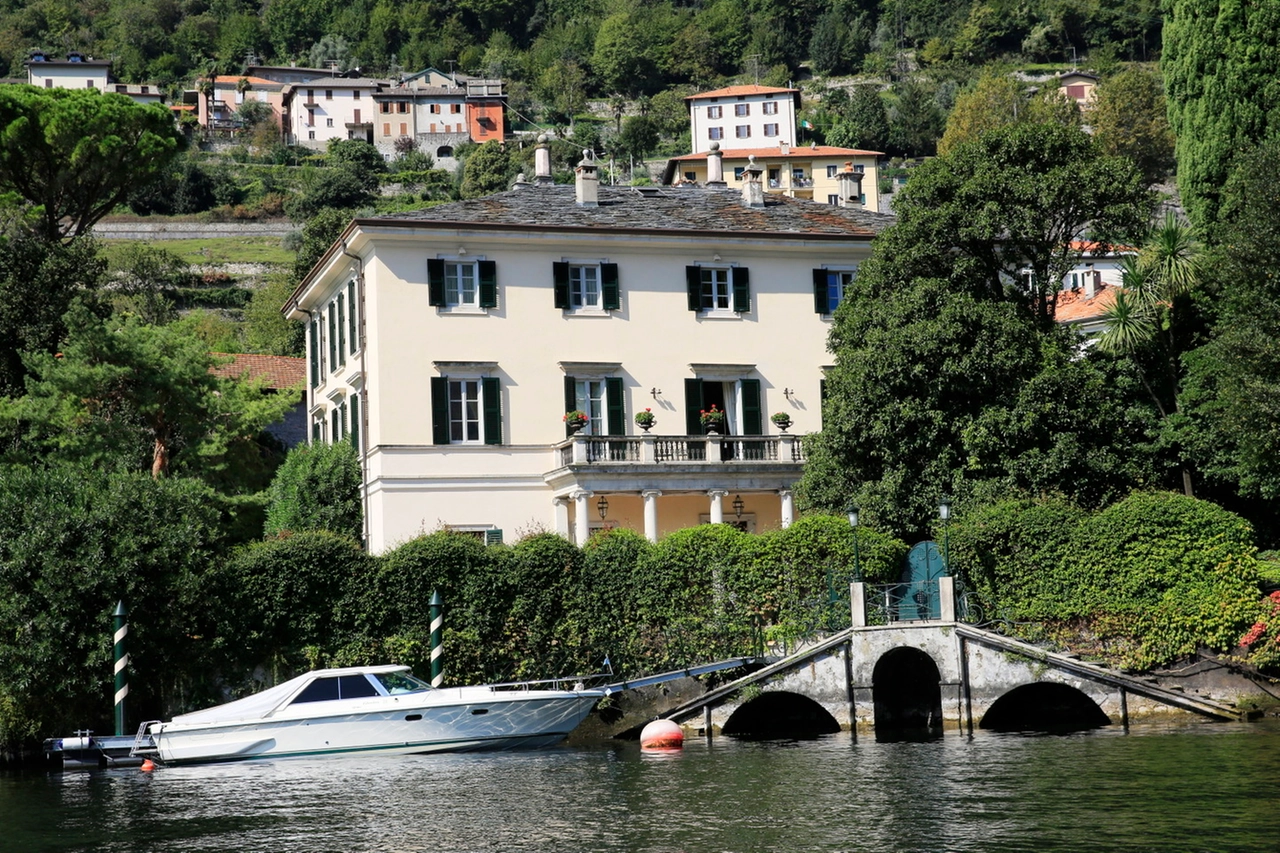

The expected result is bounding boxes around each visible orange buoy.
[140,759,156,772]
[640,719,684,751]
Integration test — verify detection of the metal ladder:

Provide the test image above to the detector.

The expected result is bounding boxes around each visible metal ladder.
[130,720,160,757]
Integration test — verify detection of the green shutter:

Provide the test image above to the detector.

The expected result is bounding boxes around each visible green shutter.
[684,377,704,434]
[564,375,576,437]
[482,376,502,445]
[686,266,701,311]
[431,377,450,444]
[349,393,360,453]
[427,258,446,306]
[484,529,504,545]
[309,319,319,387]
[732,266,751,313]
[601,263,620,310]
[813,268,829,314]
[553,262,570,309]
[606,376,625,435]
[328,307,337,368]
[478,260,498,308]
[348,279,358,349]
[336,296,346,364]
[741,379,762,435]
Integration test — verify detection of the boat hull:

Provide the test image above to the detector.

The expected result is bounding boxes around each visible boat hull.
[151,690,600,765]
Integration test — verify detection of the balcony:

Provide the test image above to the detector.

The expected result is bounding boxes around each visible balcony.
[555,433,805,468]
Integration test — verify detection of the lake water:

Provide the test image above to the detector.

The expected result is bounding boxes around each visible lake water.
[4,720,1279,853]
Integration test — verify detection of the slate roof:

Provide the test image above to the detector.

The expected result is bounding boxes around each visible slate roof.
[365,184,894,239]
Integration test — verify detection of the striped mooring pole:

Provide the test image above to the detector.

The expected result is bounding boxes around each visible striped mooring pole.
[113,601,129,737]
[429,590,444,688]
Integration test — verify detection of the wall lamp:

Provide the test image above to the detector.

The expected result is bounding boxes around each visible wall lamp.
[597,495,609,520]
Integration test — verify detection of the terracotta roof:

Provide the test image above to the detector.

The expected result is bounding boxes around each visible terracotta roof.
[1055,284,1118,324]
[669,145,883,161]
[1067,240,1137,255]
[687,85,799,100]
[210,354,306,389]
[213,75,285,88]
[367,183,895,239]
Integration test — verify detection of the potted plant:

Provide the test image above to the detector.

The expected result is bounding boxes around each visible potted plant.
[700,404,725,433]
[634,408,656,431]
[771,411,793,432]
[563,410,589,432]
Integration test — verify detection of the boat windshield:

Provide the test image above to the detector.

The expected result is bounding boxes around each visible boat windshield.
[375,671,432,694]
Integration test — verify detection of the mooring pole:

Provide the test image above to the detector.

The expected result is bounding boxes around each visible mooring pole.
[429,590,444,688]
[1119,686,1129,731]
[113,601,129,737]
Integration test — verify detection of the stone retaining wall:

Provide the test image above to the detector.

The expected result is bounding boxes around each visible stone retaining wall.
[92,220,297,240]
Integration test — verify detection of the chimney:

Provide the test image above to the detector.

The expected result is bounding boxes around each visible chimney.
[534,134,553,185]
[835,161,863,208]
[741,155,765,208]
[575,149,599,207]
[780,141,789,156]
[706,142,725,186]
[1085,265,1099,298]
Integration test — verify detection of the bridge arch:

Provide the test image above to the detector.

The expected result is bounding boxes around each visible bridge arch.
[873,647,943,741]
[721,691,841,738]
[980,682,1111,733]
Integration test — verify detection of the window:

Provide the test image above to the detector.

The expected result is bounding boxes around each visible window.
[763,101,778,115]
[553,262,620,311]
[735,125,751,139]
[309,317,323,388]
[813,268,856,314]
[328,303,339,368]
[400,122,407,136]
[451,103,461,113]
[708,127,723,140]
[353,90,360,100]
[686,265,750,314]
[683,377,763,439]
[707,105,722,119]
[325,90,333,100]
[398,102,409,113]
[308,130,315,139]
[563,375,625,436]
[764,123,779,137]
[828,194,840,205]
[44,79,53,88]
[684,171,696,182]
[449,379,481,442]
[826,164,838,178]
[427,259,498,308]
[383,122,391,136]
[307,89,315,102]
[380,102,390,114]
[430,104,440,114]
[347,279,359,352]
[431,376,501,445]
[307,109,315,126]
[735,103,749,117]
[326,117,334,127]
[733,167,745,180]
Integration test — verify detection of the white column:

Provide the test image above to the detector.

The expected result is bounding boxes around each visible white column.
[642,490,662,542]
[938,575,956,623]
[708,489,728,524]
[553,498,570,539]
[778,489,795,528]
[572,489,593,545]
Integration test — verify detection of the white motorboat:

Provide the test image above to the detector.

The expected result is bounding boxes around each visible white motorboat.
[138,665,604,765]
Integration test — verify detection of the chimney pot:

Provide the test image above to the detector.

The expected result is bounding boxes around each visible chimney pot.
[575,149,599,207]
[706,141,725,186]
[534,134,553,184]
[741,155,765,208]
[835,162,863,208]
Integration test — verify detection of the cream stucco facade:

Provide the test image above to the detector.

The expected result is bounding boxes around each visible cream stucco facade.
[288,171,891,553]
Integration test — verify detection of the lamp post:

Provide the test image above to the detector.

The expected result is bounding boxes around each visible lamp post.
[847,505,861,582]
[732,494,744,519]
[938,497,951,572]
[597,495,609,520]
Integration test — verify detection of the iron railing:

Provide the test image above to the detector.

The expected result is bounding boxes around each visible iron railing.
[863,580,944,625]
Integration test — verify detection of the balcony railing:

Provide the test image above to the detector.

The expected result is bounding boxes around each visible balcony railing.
[556,433,805,467]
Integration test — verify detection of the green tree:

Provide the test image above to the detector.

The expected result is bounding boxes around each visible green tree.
[826,85,890,152]
[292,206,353,279]
[619,114,659,163]
[800,123,1150,536]
[1,303,298,486]
[459,140,514,199]
[265,440,363,541]
[0,86,184,241]
[886,78,944,158]
[243,273,306,356]
[1090,68,1175,186]
[1097,215,1204,495]
[939,73,1080,157]
[0,228,104,396]
[1163,0,1280,229]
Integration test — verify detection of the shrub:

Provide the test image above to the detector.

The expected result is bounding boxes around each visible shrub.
[264,441,362,542]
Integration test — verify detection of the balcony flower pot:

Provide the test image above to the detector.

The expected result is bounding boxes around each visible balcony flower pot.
[635,408,656,433]
[700,405,725,434]
[771,412,793,432]
[563,410,589,433]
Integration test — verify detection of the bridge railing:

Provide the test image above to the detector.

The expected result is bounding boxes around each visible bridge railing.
[855,577,957,626]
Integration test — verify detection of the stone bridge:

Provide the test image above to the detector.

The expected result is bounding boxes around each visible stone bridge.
[653,579,1246,740]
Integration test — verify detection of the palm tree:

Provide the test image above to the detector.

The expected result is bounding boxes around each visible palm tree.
[1098,213,1203,495]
